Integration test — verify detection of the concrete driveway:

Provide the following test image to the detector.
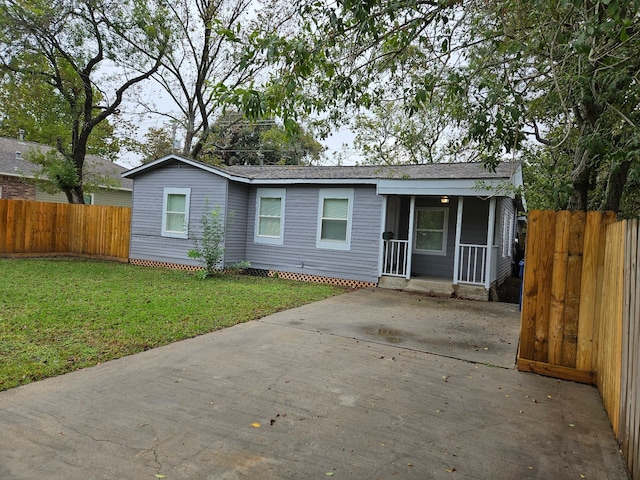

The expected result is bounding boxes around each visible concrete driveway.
[0,288,630,479]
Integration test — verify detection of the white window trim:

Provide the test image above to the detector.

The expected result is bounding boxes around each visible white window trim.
[502,211,515,257]
[254,188,286,245]
[161,187,191,239]
[316,188,354,251]
[83,193,95,205]
[414,207,449,256]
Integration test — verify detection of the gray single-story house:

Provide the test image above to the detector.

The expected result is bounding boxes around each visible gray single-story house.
[122,155,525,298]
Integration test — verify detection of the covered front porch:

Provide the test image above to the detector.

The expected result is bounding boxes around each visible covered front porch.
[377,194,500,301]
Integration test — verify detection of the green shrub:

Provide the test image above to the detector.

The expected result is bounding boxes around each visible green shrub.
[188,208,226,278]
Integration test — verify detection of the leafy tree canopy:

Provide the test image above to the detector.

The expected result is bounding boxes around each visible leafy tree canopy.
[134,0,298,161]
[127,124,177,164]
[0,68,120,160]
[197,111,324,166]
[232,0,640,216]
[0,0,172,203]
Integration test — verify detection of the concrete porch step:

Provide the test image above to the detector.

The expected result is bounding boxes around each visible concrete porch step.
[378,276,454,297]
[378,276,489,301]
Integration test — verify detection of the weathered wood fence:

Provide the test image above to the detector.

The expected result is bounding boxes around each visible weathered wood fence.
[0,199,131,260]
[518,210,639,479]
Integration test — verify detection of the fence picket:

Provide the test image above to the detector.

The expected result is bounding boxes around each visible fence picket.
[518,210,640,479]
[549,211,571,365]
[0,199,130,259]
[562,211,586,368]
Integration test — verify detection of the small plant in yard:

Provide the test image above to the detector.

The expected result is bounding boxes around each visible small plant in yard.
[188,207,227,278]
[227,260,252,272]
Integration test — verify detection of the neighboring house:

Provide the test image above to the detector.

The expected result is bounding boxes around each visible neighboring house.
[123,155,525,298]
[0,136,132,206]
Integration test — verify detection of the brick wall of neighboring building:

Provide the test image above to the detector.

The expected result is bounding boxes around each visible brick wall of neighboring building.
[0,175,36,199]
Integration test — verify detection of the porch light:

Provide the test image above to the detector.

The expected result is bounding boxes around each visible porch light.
[440,196,450,204]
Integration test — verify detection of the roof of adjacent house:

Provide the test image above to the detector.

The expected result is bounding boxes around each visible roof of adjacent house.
[0,136,132,191]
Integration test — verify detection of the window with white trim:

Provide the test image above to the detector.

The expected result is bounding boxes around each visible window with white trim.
[414,207,448,255]
[162,187,191,238]
[316,188,354,250]
[255,188,285,245]
[502,211,515,257]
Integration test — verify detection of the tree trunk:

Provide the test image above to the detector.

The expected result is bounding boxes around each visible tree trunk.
[190,126,210,160]
[64,186,85,204]
[567,147,591,211]
[601,160,631,213]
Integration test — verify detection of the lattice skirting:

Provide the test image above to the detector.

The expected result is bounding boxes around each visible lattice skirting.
[129,258,203,272]
[129,259,376,289]
[244,268,377,289]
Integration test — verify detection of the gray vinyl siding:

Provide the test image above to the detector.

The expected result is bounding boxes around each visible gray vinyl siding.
[245,185,383,283]
[93,189,132,207]
[35,186,132,206]
[129,161,229,266]
[224,182,249,265]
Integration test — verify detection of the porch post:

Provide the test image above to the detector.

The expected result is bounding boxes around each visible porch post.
[378,195,388,277]
[453,196,464,285]
[485,197,496,290]
[406,195,416,280]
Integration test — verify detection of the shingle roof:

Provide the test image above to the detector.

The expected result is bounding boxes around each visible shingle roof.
[220,162,520,181]
[0,136,132,190]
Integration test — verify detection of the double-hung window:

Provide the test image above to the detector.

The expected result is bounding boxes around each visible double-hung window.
[316,188,354,250]
[502,211,515,257]
[162,187,191,238]
[255,188,285,245]
[414,207,448,255]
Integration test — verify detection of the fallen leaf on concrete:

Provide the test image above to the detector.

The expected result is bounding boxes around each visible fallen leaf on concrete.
[325,472,334,476]
[569,423,576,427]
[155,475,166,479]
[251,422,261,428]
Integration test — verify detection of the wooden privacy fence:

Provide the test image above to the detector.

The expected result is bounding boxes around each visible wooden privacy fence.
[0,199,131,260]
[518,210,640,479]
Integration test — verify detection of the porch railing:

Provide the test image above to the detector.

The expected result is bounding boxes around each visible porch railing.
[457,244,487,285]
[382,239,409,277]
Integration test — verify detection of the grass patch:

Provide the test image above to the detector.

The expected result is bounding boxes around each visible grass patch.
[0,258,348,391]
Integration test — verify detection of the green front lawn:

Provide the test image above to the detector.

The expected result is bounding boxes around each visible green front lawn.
[0,258,348,391]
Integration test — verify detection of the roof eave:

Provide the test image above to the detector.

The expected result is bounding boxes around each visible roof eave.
[121,154,250,183]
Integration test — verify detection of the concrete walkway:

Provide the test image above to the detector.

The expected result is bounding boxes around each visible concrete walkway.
[0,289,630,479]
